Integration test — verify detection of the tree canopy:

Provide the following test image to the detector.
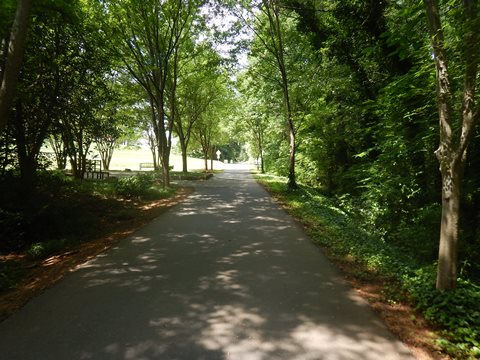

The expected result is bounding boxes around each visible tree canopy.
[1,0,480,357]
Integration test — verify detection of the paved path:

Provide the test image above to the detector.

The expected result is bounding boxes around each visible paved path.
[0,168,414,359]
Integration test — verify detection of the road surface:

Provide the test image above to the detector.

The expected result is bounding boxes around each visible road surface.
[0,167,414,359]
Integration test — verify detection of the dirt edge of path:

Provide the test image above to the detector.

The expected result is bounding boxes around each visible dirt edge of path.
[0,186,193,322]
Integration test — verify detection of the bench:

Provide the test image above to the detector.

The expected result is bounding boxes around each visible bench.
[139,162,155,171]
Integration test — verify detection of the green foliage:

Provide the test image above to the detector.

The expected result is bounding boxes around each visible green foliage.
[0,208,24,252]
[26,239,70,261]
[255,174,479,358]
[405,267,480,358]
[0,171,175,256]
[391,204,441,263]
[0,260,26,292]
[114,173,173,199]
[115,174,153,198]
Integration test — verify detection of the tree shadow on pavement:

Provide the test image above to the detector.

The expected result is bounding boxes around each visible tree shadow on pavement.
[0,170,414,360]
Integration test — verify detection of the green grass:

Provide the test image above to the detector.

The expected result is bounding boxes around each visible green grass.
[255,173,480,359]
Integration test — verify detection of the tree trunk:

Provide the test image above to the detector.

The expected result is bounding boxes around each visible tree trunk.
[181,144,188,174]
[210,153,214,172]
[287,125,296,189]
[259,132,265,173]
[177,132,188,173]
[13,101,35,193]
[437,162,461,289]
[49,135,67,170]
[161,155,170,187]
[0,0,33,132]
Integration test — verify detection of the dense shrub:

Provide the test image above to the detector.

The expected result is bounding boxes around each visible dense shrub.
[115,174,154,198]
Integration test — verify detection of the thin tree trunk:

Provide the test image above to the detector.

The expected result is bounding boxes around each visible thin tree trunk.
[49,135,67,170]
[176,123,189,173]
[161,154,170,186]
[13,100,34,193]
[0,0,33,132]
[259,129,265,173]
[181,142,188,173]
[287,120,296,188]
[210,146,214,171]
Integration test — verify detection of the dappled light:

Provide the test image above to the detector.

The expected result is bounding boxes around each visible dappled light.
[0,168,413,359]
[1,0,479,357]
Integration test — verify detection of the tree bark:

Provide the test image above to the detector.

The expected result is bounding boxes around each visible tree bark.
[0,0,33,132]
[204,152,208,171]
[424,0,479,290]
[437,163,461,289]
[181,142,188,173]
[12,100,34,192]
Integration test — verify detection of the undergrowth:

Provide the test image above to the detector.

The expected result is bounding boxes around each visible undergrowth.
[0,171,176,292]
[256,173,480,359]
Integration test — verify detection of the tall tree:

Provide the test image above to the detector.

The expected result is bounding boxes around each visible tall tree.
[108,0,200,186]
[256,0,297,189]
[237,73,271,174]
[424,0,480,290]
[191,69,232,171]
[175,45,222,173]
[9,1,113,182]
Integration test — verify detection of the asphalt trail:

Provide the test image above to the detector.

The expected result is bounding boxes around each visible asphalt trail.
[0,168,414,359]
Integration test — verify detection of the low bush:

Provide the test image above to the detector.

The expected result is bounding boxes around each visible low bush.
[26,239,70,261]
[115,174,154,198]
[405,267,480,358]
[0,260,27,292]
[113,173,174,199]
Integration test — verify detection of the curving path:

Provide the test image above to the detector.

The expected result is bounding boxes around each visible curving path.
[0,167,414,359]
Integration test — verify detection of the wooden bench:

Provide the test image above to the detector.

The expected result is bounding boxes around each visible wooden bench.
[139,162,155,171]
